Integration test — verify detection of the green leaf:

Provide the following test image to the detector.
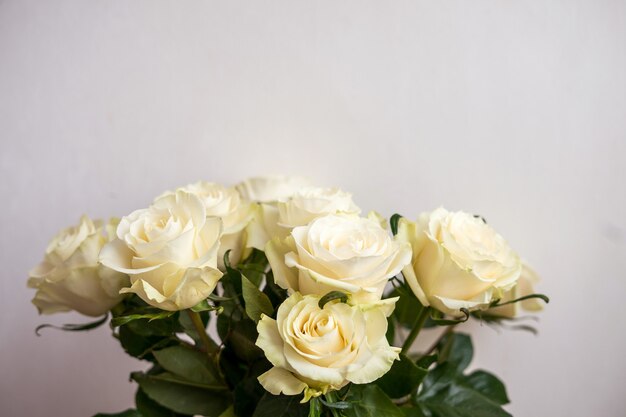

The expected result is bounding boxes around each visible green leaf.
[319,399,351,410]
[190,299,222,313]
[229,318,264,361]
[344,385,404,417]
[401,407,427,417]
[415,335,511,417]
[216,311,234,344]
[241,274,274,322]
[242,248,269,266]
[462,371,509,405]
[136,388,189,417]
[145,372,226,390]
[318,291,348,309]
[239,263,266,287]
[217,346,247,388]
[234,374,268,417]
[437,333,473,372]
[153,345,223,387]
[92,410,142,417]
[390,213,403,235]
[252,393,309,417]
[416,354,438,369]
[126,315,181,337]
[35,314,108,336]
[222,253,246,308]
[376,354,428,398]
[112,311,175,327]
[415,362,459,402]
[418,384,512,417]
[117,324,177,361]
[131,372,231,416]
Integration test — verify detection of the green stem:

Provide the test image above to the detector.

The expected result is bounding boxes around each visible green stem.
[186,310,218,355]
[401,307,430,355]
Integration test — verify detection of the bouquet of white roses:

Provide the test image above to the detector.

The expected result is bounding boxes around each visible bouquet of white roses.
[28,176,548,417]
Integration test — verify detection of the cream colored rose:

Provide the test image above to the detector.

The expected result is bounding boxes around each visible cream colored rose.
[256,292,400,400]
[99,191,223,311]
[27,216,128,317]
[249,186,362,249]
[236,175,313,250]
[489,263,543,318]
[397,208,522,316]
[276,186,360,229]
[266,214,412,304]
[235,175,312,203]
[158,181,253,269]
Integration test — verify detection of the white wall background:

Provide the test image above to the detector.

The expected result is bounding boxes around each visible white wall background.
[1,1,625,416]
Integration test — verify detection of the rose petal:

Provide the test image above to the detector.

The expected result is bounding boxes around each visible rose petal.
[258,368,308,396]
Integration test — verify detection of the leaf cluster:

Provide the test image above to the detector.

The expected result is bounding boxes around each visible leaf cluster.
[91,249,291,417]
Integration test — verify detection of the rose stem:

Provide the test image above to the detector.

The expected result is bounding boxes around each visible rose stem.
[401,307,430,355]
[186,310,218,355]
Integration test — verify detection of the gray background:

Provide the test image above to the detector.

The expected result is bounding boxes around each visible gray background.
[1,1,625,416]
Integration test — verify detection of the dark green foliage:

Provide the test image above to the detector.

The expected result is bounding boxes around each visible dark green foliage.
[117,316,180,361]
[343,385,404,417]
[376,354,428,398]
[241,273,274,322]
[131,371,230,416]
[153,345,223,387]
[135,388,190,417]
[412,333,512,417]
[234,369,270,417]
[252,394,310,417]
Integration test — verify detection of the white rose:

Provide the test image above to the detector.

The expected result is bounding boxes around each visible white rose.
[249,186,362,249]
[277,186,361,229]
[256,292,400,400]
[235,175,312,203]
[236,175,312,250]
[397,208,522,316]
[99,191,223,311]
[158,181,253,269]
[28,216,128,317]
[489,263,543,318]
[266,214,412,304]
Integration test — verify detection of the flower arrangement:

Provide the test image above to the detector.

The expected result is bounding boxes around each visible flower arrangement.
[28,176,548,417]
